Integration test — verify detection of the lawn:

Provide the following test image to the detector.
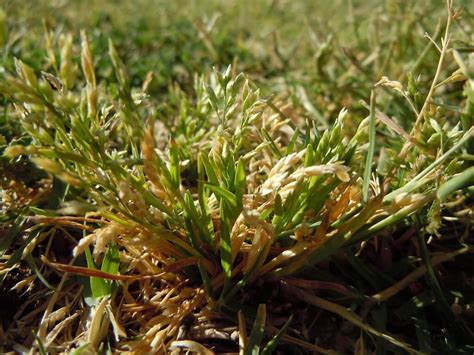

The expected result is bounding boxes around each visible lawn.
[0,0,473,353]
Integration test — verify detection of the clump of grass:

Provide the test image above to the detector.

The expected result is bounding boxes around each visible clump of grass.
[1,0,473,353]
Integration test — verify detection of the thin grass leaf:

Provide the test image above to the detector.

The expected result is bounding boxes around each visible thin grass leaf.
[101,244,120,275]
[286,128,300,155]
[304,144,315,167]
[261,128,282,159]
[363,89,376,203]
[417,233,471,343]
[84,247,115,299]
[234,158,246,199]
[0,214,25,258]
[35,332,48,355]
[385,127,473,202]
[219,201,233,288]
[200,153,219,186]
[0,225,43,285]
[169,140,181,189]
[206,184,238,210]
[294,288,421,354]
[437,166,474,200]
[261,314,293,355]
[198,260,214,299]
[244,304,266,355]
[25,254,56,291]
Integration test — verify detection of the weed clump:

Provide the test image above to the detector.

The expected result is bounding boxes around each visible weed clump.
[0,0,473,353]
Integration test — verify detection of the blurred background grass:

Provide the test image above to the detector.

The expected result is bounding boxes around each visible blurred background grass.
[3,0,472,132]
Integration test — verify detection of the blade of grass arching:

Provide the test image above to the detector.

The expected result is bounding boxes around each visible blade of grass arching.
[437,166,474,200]
[28,207,58,217]
[363,89,376,203]
[169,340,214,354]
[348,193,435,246]
[370,246,473,304]
[293,288,420,354]
[245,304,266,355]
[385,127,473,202]
[416,233,472,344]
[25,254,56,291]
[261,314,293,355]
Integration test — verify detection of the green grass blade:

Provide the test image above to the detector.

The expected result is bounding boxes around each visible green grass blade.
[198,260,214,300]
[219,201,233,282]
[206,184,238,210]
[261,314,293,355]
[25,254,56,291]
[200,153,219,186]
[385,127,473,202]
[437,166,474,200]
[363,89,376,203]
[169,140,181,189]
[245,304,266,355]
[84,244,119,299]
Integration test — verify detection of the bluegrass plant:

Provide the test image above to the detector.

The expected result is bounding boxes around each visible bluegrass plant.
[0,0,473,353]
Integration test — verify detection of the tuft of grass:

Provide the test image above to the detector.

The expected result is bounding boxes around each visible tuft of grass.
[1,0,473,353]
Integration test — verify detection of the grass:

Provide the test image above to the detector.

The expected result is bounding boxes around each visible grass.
[0,0,473,353]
